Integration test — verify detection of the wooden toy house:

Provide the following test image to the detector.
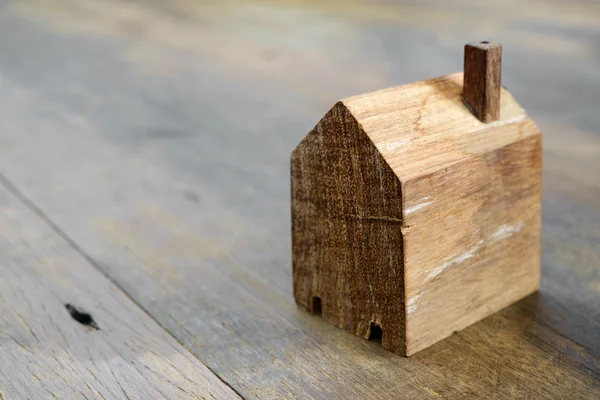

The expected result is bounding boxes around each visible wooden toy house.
[291,42,542,356]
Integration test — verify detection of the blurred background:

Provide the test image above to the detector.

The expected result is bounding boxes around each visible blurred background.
[0,1,599,398]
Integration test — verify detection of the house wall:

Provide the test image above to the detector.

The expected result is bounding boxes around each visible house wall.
[291,102,407,353]
[401,130,542,355]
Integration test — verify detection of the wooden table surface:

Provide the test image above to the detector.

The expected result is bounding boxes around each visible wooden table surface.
[0,0,599,398]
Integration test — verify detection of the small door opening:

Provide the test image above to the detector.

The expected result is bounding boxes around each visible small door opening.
[368,322,383,343]
[311,297,322,316]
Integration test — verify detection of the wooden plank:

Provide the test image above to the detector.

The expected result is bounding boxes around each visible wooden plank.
[1,1,600,398]
[0,184,240,399]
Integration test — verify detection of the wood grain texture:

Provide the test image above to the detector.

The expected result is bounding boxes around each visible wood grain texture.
[291,102,406,353]
[402,133,541,354]
[293,72,542,355]
[462,42,502,122]
[0,183,240,400]
[344,73,527,180]
[0,0,599,398]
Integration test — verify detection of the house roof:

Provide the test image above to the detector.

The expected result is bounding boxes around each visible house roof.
[341,72,540,181]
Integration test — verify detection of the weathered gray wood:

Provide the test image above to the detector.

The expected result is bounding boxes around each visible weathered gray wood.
[1,0,600,398]
[0,184,240,399]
